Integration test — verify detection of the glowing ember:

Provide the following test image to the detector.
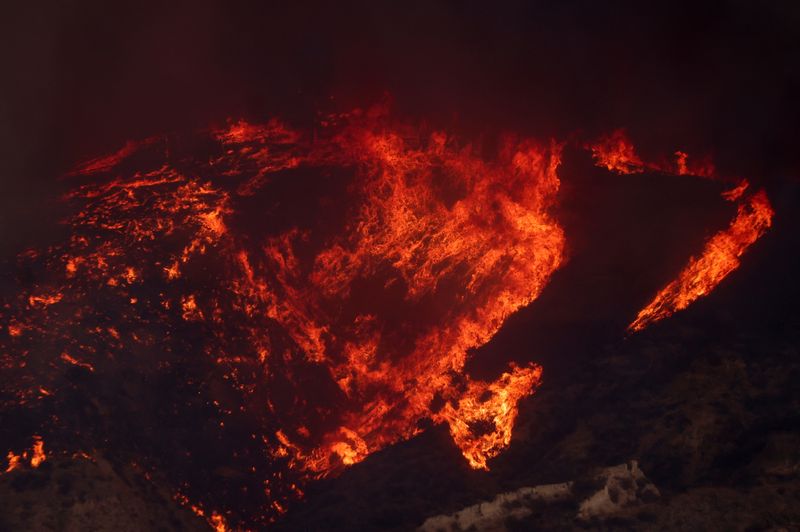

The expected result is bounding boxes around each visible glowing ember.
[177,493,230,531]
[2,436,46,473]
[4,452,21,473]
[278,126,565,474]
[589,129,645,174]
[210,513,228,532]
[591,130,716,178]
[441,364,542,470]
[60,352,95,372]
[30,436,46,468]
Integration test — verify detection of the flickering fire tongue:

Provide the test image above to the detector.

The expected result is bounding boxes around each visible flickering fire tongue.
[589,130,774,331]
[0,108,774,528]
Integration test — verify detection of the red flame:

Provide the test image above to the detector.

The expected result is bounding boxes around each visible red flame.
[30,436,46,468]
[220,118,565,473]
[4,452,21,473]
[590,129,646,174]
[590,129,716,177]
[2,436,46,473]
[629,190,773,331]
[0,111,775,525]
[589,129,774,331]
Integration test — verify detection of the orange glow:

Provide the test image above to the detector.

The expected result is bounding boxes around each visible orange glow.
[28,292,63,308]
[209,512,228,532]
[123,267,137,283]
[181,294,203,321]
[674,150,715,178]
[2,436,47,473]
[722,180,749,202]
[589,129,645,173]
[164,261,181,280]
[4,452,21,473]
[241,121,566,475]
[60,352,95,372]
[177,492,229,531]
[441,364,542,469]
[30,436,45,468]
[67,138,156,176]
[591,131,715,177]
[65,257,80,275]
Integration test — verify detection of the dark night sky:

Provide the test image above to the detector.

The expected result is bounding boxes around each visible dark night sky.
[1,0,798,251]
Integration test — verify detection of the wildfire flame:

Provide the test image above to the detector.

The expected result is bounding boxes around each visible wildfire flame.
[2,436,46,473]
[629,190,773,331]
[30,435,46,468]
[0,111,774,526]
[589,130,774,332]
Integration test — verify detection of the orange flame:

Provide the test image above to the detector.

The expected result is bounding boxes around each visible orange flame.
[589,129,774,331]
[209,512,228,532]
[30,436,45,468]
[0,110,776,525]
[629,190,773,331]
[441,364,542,469]
[591,130,715,177]
[2,436,46,473]
[589,129,645,173]
[4,452,21,473]
[60,352,95,372]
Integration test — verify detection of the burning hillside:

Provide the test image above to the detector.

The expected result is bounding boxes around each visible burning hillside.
[0,107,775,528]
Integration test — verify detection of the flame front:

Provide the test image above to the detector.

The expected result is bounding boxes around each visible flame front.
[0,113,774,526]
[218,119,565,474]
[589,130,774,332]
[0,109,566,522]
[628,190,773,331]
[283,127,563,472]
